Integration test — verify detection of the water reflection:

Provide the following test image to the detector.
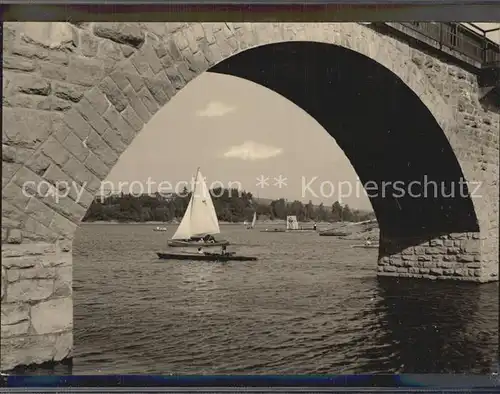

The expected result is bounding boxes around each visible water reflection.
[375,277,498,374]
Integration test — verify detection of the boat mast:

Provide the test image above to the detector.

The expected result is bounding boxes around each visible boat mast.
[169,167,198,247]
[190,167,200,205]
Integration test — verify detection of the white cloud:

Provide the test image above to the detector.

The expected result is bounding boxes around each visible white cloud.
[223,141,283,161]
[196,101,235,117]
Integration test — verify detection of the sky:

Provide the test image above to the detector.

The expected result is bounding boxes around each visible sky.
[105,72,371,211]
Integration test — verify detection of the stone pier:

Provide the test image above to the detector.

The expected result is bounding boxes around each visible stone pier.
[1,239,72,371]
[377,232,496,282]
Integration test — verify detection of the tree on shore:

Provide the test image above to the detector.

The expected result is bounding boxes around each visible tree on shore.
[83,189,375,223]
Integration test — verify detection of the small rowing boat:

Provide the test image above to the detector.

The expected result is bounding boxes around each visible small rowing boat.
[157,252,258,262]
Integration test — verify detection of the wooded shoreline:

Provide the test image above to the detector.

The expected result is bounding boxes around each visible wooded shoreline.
[83,187,376,224]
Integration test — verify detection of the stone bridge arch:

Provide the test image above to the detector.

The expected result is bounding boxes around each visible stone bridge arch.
[1,21,498,371]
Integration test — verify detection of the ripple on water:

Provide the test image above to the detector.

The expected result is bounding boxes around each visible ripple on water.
[73,223,498,374]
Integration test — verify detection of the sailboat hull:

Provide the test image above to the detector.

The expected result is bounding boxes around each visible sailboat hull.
[167,239,229,248]
[157,252,257,262]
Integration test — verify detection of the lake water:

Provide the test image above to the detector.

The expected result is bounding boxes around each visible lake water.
[73,223,498,375]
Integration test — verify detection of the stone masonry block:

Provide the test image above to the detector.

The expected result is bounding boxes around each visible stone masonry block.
[48,212,78,239]
[77,30,99,58]
[118,61,145,92]
[3,182,32,212]
[31,297,73,335]
[6,279,54,303]
[85,129,119,167]
[164,66,184,90]
[75,98,109,135]
[52,81,86,103]
[3,108,54,150]
[1,331,72,371]
[40,136,72,168]
[131,40,163,75]
[61,131,90,163]
[53,265,72,298]
[101,128,128,155]
[2,201,28,231]
[66,56,106,87]
[93,23,145,48]
[1,303,30,326]
[24,196,55,228]
[63,108,92,140]
[97,40,124,62]
[22,217,59,243]
[8,73,51,96]
[98,77,129,112]
[121,105,143,132]
[61,157,101,192]
[122,85,151,122]
[136,87,159,115]
[3,55,36,72]
[102,105,136,144]
[84,151,109,179]
[143,76,174,106]
[85,86,110,115]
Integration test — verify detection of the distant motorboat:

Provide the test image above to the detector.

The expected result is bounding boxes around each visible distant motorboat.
[351,244,378,249]
[319,230,350,237]
[153,226,167,232]
[351,240,378,249]
[319,219,377,236]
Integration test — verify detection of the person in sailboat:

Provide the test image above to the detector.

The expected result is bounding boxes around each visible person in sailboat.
[313,222,317,231]
[203,234,216,243]
[198,247,204,254]
[221,245,227,255]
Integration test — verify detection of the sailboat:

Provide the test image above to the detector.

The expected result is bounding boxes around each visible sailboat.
[157,167,258,262]
[247,212,257,229]
[166,168,229,248]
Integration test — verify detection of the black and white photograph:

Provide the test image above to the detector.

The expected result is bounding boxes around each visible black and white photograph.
[1,19,499,378]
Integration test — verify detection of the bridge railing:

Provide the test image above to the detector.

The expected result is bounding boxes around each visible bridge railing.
[385,22,500,68]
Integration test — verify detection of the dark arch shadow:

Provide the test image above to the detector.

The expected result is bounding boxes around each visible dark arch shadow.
[210,41,480,254]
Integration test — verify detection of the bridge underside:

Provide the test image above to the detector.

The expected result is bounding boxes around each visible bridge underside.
[211,42,486,281]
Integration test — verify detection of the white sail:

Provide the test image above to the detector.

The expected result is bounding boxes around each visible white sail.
[251,212,257,228]
[286,215,299,230]
[171,169,220,240]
